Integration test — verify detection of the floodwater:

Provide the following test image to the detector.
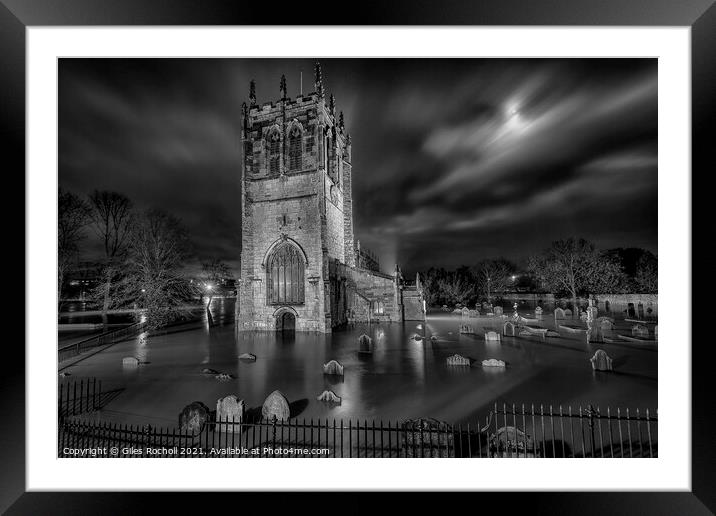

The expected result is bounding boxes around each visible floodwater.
[59,298,657,428]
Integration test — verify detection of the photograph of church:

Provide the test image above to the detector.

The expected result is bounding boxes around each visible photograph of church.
[57,58,658,459]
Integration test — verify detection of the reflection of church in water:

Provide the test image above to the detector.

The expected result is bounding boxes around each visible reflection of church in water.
[237,63,425,333]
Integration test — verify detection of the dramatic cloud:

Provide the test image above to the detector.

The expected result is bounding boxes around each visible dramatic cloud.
[59,58,657,276]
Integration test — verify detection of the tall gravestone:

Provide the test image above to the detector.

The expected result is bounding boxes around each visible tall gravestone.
[216,395,244,433]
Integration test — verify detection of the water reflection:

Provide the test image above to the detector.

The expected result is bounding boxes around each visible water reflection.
[72,298,657,426]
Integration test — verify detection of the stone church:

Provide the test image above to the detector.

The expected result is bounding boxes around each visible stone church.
[237,63,425,333]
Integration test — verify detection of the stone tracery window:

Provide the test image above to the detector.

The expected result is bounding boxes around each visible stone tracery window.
[268,129,281,175]
[266,243,305,305]
[288,125,302,171]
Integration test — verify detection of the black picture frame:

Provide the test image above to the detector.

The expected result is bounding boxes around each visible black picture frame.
[4,0,711,512]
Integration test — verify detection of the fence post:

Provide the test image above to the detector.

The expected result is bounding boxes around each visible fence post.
[586,404,596,458]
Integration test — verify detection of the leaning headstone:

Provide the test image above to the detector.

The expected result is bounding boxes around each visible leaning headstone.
[485,331,501,342]
[358,334,373,353]
[446,354,471,366]
[316,390,341,404]
[493,306,503,316]
[179,401,209,434]
[489,426,537,457]
[216,395,244,433]
[323,359,345,376]
[590,349,613,371]
[459,324,474,334]
[554,308,566,320]
[261,390,290,421]
[238,353,257,361]
[482,358,506,367]
[401,418,454,457]
[122,356,139,367]
[503,321,516,336]
[632,324,650,338]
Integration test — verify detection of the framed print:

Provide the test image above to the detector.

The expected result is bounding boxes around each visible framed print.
[5,0,713,512]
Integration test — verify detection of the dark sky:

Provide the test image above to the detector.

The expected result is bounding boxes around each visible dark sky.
[59,58,657,276]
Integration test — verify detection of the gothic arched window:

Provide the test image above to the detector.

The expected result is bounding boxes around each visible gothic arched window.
[268,129,281,176]
[266,243,305,305]
[288,125,302,171]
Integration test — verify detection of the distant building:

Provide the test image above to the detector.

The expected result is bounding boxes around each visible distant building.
[237,64,425,332]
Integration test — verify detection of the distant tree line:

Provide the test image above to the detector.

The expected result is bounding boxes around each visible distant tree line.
[58,189,235,330]
[419,237,657,309]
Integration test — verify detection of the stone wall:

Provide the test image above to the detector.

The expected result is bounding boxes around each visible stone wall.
[402,287,426,321]
[592,294,658,317]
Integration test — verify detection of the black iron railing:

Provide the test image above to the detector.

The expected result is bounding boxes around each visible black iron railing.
[58,321,146,363]
[58,380,657,458]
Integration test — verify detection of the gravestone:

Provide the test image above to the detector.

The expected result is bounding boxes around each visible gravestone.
[358,334,373,353]
[535,306,543,316]
[598,317,615,331]
[632,324,650,338]
[493,306,504,316]
[122,356,139,367]
[485,331,501,342]
[468,310,478,318]
[564,309,573,317]
[323,359,345,376]
[546,330,560,338]
[401,418,454,457]
[482,358,506,367]
[238,353,256,361]
[590,349,613,371]
[489,426,537,457]
[216,395,244,433]
[503,321,516,336]
[461,307,470,318]
[179,401,210,434]
[446,354,470,366]
[261,390,290,421]
[316,390,341,404]
[554,308,566,320]
[459,324,474,334]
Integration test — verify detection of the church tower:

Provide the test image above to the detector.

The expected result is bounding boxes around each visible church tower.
[237,63,355,333]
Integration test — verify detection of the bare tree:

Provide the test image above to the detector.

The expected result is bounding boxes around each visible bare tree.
[474,258,514,302]
[114,209,194,331]
[436,272,474,307]
[200,258,234,324]
[635,252,658,294]
[528,237,628,316]
[58,188,91,308]
[88,190,133,324]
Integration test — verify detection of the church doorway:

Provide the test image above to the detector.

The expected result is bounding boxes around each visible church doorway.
[276,311,296,332]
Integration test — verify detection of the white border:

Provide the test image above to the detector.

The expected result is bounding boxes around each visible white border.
[27,27,691,491]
